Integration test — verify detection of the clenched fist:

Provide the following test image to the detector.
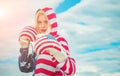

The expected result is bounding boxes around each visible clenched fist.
[19,36,30,48]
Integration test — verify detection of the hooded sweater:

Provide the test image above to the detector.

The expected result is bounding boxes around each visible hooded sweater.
[19,7,76,76]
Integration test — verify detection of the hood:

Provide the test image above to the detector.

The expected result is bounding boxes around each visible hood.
[35,7,58,36]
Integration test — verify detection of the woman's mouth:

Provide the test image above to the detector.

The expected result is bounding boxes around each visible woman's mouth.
[41,29,47,33]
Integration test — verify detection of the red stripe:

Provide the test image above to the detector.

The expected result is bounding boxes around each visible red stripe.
[60,58,68,71]
[70,58,76,74]
[35,38,47,54]
[21,30,36,41]
[73,61,76,74]
[70,58,76,63]
[50,31,57,36]
[36,59,55,67]
[61,44,69,51]
[55,35,60,37]
[39,45,61,54]
[19,26,37,41]
[34,37,47,47]
[57,37,68,44]
[53,60,59,66]
[51,22,57,28]
[35,40,60,53]
[35,68,54,75]
[36,40,60,48]
[42,7,52,12]
[20,34,32,41]
[27,27,37,35]
[35,39,61,54]
[47,13,56,20]
[55,71,63,76]
[68,59,73,75]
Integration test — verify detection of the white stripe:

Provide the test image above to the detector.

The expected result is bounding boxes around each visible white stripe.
[55,35,62,40]
[35,36,47,45]
[49,18,56,25]
[35,39,59,47]
[62,49,69,56]
[60,43,69,55]
[37,40,60,48]
[36,42,60,55]
[57,59,66,68]
[60,41,68,46]
[21,31,34,40]
[41,47,60,54]
[23,28,36,38]
[36,34,46,39]
[36,36,47,41]
[37,54,53,61]
[70,58,76,64]
[34,36,46,46]
[26,26,35,31]
[20,32,34,41]
[36,63,55,72]
[60,45,68,56]
[24,26,37,34]
[65,59,70,73]
[51,27,57,32]
[55,35,69,54]
[72,62,75,75]
[45,10,55,15]
[57,59,70,74]
[35,73,47,76]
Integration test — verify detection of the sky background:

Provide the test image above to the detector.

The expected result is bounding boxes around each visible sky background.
[0,0,120,76]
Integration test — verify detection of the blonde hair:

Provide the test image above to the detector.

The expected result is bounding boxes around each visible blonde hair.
[35,9,51,34]
[35,9,45,25]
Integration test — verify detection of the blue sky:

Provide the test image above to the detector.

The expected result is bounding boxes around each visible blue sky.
[55,0,80,13]
[0,0,120,76]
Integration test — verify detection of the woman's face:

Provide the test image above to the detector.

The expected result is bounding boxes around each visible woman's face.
[36,13,51,34]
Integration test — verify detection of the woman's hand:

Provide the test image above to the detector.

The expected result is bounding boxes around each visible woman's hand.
[47,49,68,63]
[19,36,30,48]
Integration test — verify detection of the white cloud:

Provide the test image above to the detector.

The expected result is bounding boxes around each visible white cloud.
[28,0,64,9]
[73,48,120,76]
[0,0,120,76]
[57,3,120,76]
[101,73,120,76]
[26,0,64,21]
[57,0,120,53]
[0,0,64,59]
[78,65,99,72]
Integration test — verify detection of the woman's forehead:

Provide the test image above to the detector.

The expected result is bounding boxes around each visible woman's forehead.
[37,10,45,15]
[38,14,48,20]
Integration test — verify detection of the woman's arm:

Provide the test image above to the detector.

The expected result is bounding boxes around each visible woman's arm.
[54,35,76,75]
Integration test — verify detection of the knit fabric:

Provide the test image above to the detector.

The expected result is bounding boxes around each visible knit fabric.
[19,26,37,42]
[34,35,76,76]
[34,35,61,55]
[19,7,76,76]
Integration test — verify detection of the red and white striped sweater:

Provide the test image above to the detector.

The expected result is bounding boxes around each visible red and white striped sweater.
[19,7,76,76]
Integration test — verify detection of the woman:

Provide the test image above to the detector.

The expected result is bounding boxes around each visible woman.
[19,7,76,76]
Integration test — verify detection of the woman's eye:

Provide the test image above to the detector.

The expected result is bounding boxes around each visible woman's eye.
[44,21,48,23]
[38,21,41,24]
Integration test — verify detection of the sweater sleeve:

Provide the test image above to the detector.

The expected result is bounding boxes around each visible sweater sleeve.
[55,35,76,75]
[18,26,37,42]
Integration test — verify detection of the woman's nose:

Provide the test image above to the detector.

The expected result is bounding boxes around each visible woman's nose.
[41,22,45,27]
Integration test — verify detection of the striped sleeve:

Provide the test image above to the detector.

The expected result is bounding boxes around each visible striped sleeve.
[55,35,69,55]
[19,26,37,42]
[55,35,76,75]
[34,35,61,55]
[34,54,56,76]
